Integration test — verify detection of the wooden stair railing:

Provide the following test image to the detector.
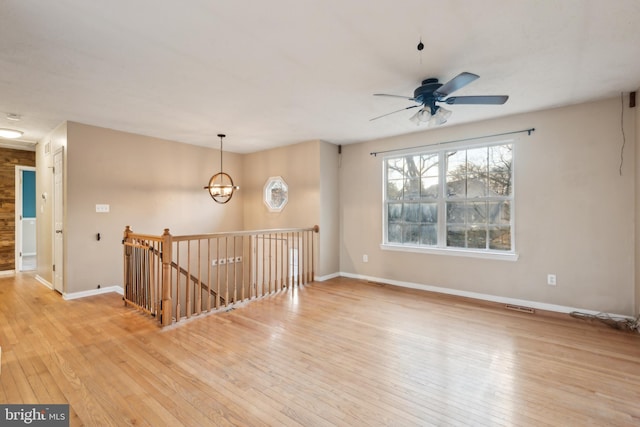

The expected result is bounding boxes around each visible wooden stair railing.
[146,244,226,306]
[123,225,319,326]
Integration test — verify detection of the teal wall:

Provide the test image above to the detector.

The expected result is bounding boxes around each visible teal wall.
[23,170,36,218]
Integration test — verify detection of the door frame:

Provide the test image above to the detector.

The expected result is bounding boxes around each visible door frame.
[53,147,64,293]
[14,165,37,272]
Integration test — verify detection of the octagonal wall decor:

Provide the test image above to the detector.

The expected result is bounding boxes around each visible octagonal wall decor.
[264,176,288,212]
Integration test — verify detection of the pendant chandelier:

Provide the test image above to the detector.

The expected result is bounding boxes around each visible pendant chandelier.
[203,133,239,204]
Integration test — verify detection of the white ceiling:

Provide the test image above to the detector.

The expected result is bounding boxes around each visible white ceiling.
[1,0,640,153]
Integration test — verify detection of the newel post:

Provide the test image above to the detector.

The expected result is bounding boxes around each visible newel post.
[123,226,133,306]
[161,228,173,326]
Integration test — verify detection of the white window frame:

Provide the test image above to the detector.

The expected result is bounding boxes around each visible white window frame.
[380,137,518,261]
[263,176,288,212]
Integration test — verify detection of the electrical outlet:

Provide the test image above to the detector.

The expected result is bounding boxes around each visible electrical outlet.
[227,257,235,264]
[218,258,226,265]
[547,274,557,286]
[363,254,368,263]
[95,204,110,213]
[235,256,242,263]
[211,259,217,266]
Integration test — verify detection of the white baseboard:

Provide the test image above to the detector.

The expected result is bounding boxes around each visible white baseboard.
[35,275,53,289]
[63,286,124,301]
[315,272,341,282]
[0,270,16,277]
[339,272,632,319]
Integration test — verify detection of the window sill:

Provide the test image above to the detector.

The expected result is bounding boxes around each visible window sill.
[380,243,519,262]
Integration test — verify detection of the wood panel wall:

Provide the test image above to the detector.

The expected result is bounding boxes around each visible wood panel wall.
[0,147,36,271]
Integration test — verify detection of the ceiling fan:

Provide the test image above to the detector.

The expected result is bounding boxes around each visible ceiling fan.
[372,72,508,126]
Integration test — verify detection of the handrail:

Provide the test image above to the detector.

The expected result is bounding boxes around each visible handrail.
[170,225,319,242]
[125,233,164,242]
[123,225,319,326]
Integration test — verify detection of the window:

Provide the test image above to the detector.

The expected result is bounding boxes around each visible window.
[383,141,514,258]
[264,176,288,212]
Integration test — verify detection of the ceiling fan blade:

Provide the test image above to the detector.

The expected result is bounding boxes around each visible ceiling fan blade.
[370,105,419,121]
[374,93,416,101]
[444,95,509,105]
[433,72,479,98]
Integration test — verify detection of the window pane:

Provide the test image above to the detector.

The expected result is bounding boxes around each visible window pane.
[404,177,421,199]
[387,180,403,200]
[446,150,467,197]
[446,202,466,224]
[388,223,402,243]
[387,158,404,181]
[466,147,488,197]
[403,203,420,223]
[447,225,466,248]
[446,150,466,174]
[419,224,437,245]
[388,203,402,222]
[489,226,511,250]
[404,155,421,178]
[403,224,420,244]
[467,227,487,249]
[467,201,487,224]
[420,154,439,177]
[489,145,512,196]
[420,203,437,223]
[421,177,439,198]
[488,201,510,225]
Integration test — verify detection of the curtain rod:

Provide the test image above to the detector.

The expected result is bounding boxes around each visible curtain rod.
[369,127,535,157]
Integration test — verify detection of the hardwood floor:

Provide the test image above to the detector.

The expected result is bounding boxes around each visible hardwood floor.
[1,273,639,426]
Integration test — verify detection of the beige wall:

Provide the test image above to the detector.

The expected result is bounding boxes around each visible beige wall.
[39,122,244,294]
[242,140,340,278]
[319,142,340,277]
[37,124,339,295]
[243,140,321,230]
[340,97,636,316]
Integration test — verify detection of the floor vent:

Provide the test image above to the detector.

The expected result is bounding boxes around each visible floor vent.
[367,280,387,286]
[505,304,535,314]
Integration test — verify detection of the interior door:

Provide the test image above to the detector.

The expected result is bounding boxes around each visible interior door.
[53,148,64,293]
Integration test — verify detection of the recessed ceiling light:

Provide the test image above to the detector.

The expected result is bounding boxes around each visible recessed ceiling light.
[6,113,21,122]
[0,128,24,139]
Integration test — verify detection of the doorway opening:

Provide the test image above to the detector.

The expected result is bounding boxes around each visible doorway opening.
[15,166,37,272]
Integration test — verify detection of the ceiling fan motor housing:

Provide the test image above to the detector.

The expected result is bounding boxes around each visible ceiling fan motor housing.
[414,78,443,113]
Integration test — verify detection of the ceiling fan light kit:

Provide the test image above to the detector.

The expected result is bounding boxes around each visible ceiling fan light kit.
[409,106,452,127]
[373,71,508,126]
